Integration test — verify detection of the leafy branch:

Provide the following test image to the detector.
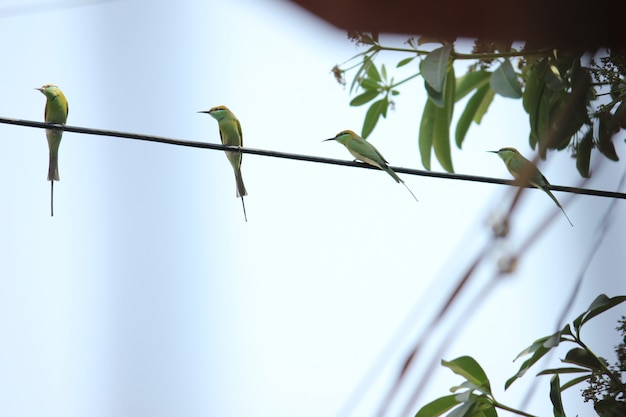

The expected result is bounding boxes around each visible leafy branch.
[413,294,626,417]
[333,33,626,176]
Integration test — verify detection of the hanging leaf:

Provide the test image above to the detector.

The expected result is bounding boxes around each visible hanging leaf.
[575,128,593,178]
[490,59,522,98]
[361,98,388,138]
[420,44,452,93]
[419,99,436,170]
[432,67,455,172]
[455,70,491,102]
[455,84,494,148]
[597,112,620,161]
[549,375,566,417]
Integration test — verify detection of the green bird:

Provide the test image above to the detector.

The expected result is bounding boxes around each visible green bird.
[36,84,68,217]
[199,105,248,221]
[324,130,418,202]
[489,147,573,227]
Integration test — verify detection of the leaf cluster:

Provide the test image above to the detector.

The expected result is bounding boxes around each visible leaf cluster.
[413,294,626,417]
[333,34,626,176]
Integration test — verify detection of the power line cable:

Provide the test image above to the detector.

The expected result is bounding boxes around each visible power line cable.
[1,116,624,200]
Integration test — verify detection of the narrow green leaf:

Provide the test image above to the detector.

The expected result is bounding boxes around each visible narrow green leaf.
[381,64,387,81]
[349,53,376,94]
[414,394,461,417]
[442,356,491,394]
[576,128,593,178]
[455,84,492,148]
[490,59,522,98]
[560,374,592,391]
[359,78,380,90]
[420,44,452,93]
[549,375,566,417]
[425,80,445,108]
[361,98,388,138]
[507,333,562,389]
[366,59,382,82]
[349,89,380,107]
[419,99,436,170]
[563,348,604,370]
[473,87,495,124]
[455,70,491,102]
[597,113,620,161]
[433,67,455,172]
[397,56,416,68]
[537,367,590,375]
[581,294,626,326]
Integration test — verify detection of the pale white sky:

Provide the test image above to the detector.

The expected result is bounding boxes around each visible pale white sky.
[0,1,624,416]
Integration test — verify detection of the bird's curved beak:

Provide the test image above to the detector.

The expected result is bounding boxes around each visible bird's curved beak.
[486,150,498,153]
[322,138,336,142]
[197,110,210,114]
[34,87,43,92]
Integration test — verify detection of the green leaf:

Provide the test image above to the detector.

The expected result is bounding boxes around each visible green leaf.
[560,374,592,391]
[442,356,491,394]
[359,78,381,90]
[414,394,461,417]
[563,348,604,370]
[455,84,493,148]
[580,294,626,327]
[397,56,416,68]
[506,332,563,389]
[419,99,436,170]
[576,128,593,178]
[361,98,388,138]
[349,89,380,107]
[381,64,387,81]
[490,59,522,98]
[537,367,590,375]
[420,44,452,93]
[366,59,382,82]
[433,67,455,172]
[549,375,566,417]
[522,59,548,149]
[425,80,445,108]
[597,113,620,161]
[455,70,491,102]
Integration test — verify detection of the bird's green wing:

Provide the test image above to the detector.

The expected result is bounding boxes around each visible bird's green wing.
[347,137,389,165]
[236,118,243,147]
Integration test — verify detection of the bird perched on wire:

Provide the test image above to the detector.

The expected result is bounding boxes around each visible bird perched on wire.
[324,130,418,202]
[489,147,573,226]
[198,105,248,221]
[36,84,68,217]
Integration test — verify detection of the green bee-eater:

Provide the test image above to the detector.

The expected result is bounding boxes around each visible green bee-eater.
[199,105,248,221]
[36,84,68,217]
[489,147,573,226]
[324,130,418,202]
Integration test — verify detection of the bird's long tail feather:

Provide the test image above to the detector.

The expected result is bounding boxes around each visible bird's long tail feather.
[240,197,248,222]
[543,187,573,227]
[402,182,419,203]
[50,181,54,217]
[234,169,247,198]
